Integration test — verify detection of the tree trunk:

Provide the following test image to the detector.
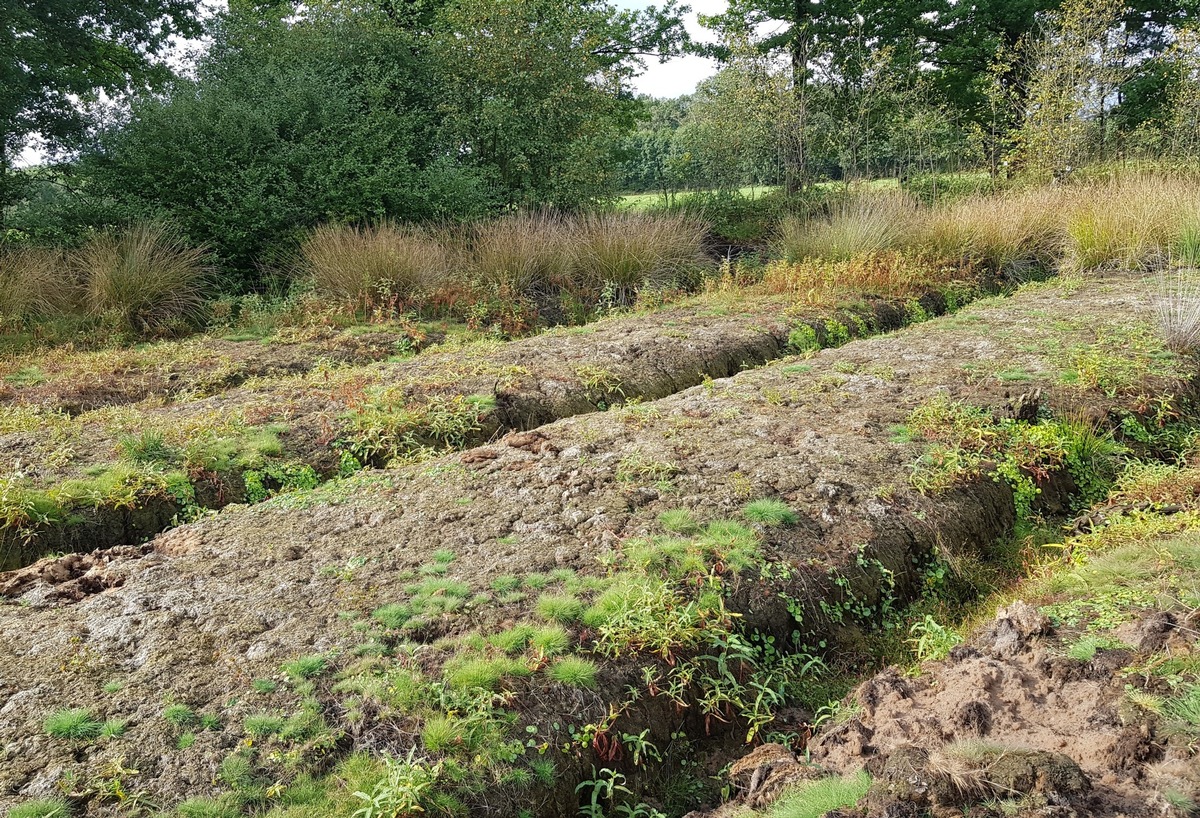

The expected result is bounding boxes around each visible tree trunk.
[787,0,810,195]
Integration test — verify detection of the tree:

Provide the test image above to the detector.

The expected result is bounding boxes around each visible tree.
[84,3,494,280]
[701,0,935,190]
[432,0,690,208]
[1,0,203,216]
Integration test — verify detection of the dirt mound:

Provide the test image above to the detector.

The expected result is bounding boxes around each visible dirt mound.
[797,599,1200,818]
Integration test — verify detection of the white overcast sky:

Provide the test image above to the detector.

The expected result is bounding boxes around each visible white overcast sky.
[617,0,725,98]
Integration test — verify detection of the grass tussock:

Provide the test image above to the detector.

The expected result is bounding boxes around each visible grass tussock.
[0,245,76,319]
[776,193,919,263]
[76,223,209,333]
[470,211,573,298]
[301,221,455,309]
[565,211,708,305]
[1064,176,1200,272]
[1154,269,1200,353]
[917,186,1070,275]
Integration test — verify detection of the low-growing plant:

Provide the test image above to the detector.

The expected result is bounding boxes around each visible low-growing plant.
[743,498,799,526]
[8,798,72,818]
[547,656,599,689]
[283,654,329,680]
[44,708,103,740]
[243,713,286,736]
[175,796,242,818]
[162,703,196,727]
[658,508,700,534]
[536,593,584,624]
[907,615,963,662]
[767,770,872,818]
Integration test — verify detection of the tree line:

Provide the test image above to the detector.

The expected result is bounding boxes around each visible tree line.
[4,0,1200,286]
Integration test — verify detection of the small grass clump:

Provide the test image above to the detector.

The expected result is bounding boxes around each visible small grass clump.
[442,656,531,692]
[528,625,572,656]
[75,223,209,334]
[487,624,535,654]
[282,654,329,680]
[8,799,72,818]
[743,498,799,526]
[251,678,278,694]
[175,796,242,818]
[162,703,196,727]
[768,770,872,818]
[658,508,701,534]
[421,714,463,754]
[546,656,598,689]
[43,708,104,740]
[243,713,286,736]
[535,592,584,624]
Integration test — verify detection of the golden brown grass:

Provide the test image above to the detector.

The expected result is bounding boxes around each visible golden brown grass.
[917,186,1071,275]
[565,211,708,305]
[1064,176,1200,272]
[0,245,76,319]
[301,221,454,310]
[470,211,573,297]
[75,224,209,333]
[760,251,970,304]
[776,193,919,263]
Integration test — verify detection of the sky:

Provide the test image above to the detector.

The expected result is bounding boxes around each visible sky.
[615,0,725,98]
[17,0,725,166]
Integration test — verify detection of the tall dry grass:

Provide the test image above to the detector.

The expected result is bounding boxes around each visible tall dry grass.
[301,221,454,308]
[775,194,919,263]
[917,186,1071,275]
[565,212,708,305]
[1063,176,1200,272]
[76,224,209,333]
[470,212,573,297]
[0,246,76,319]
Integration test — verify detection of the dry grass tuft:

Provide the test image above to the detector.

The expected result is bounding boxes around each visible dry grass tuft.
[76,224,209,334]
[926,740,1011,800]
[301,221,454,310]
[1064,176,1200,272]
[776,193,919,263]
[917,186,1070,275]
[470,212,573,298]
[565,211,708,305]
[0,245,76,319]
[1154,269,1200,353]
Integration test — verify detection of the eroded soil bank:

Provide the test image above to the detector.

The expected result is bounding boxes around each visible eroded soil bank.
[700,517,1200,818]
[0,273,1192,817]
[0,287,956,569]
